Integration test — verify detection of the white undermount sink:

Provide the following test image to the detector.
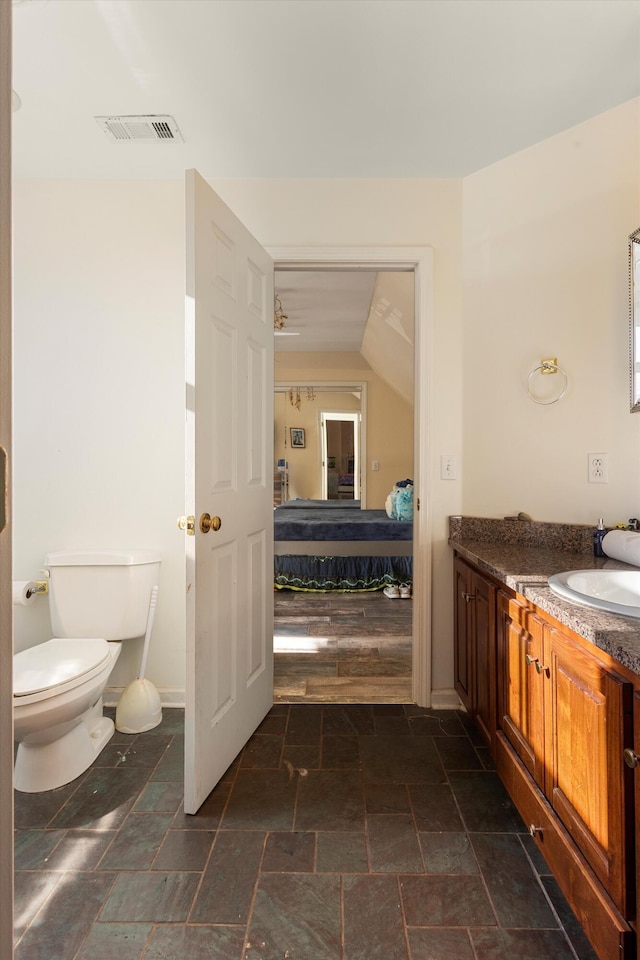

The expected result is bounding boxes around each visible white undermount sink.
[548,568,640,619]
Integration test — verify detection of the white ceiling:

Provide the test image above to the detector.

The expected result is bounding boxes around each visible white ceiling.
[11,0,640,353]
[11,0,640,181]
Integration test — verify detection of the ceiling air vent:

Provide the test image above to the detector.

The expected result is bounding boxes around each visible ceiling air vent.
[95,115,184,143]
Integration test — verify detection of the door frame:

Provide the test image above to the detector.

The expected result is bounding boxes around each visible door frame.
[269,246,433,707]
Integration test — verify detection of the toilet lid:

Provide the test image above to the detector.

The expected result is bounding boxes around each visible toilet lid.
[14,638,111,697]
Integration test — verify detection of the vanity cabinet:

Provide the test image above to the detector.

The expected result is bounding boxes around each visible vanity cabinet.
[453,555,497,753]
[454,553,637,960]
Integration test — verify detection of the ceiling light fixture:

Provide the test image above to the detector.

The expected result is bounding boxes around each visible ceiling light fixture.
[274,294,288,330]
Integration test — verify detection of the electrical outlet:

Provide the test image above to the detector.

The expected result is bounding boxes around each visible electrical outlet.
[588,452,609,483]
[440,455,457,480]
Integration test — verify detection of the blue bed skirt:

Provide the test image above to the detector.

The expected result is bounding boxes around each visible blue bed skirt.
[274,554,413,592]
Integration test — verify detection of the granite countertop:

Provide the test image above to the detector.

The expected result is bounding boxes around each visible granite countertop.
[449,516,640,676]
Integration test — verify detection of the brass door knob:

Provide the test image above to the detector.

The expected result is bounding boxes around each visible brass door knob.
[200,513,222,534]
[177,515,195,536]
[624,748,640,769]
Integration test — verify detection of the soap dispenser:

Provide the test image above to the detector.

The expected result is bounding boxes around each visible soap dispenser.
[593,518,606,557]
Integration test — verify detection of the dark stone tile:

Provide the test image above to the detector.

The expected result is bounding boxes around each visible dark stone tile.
[13,871,61,940]
[149,737,184,782]
[152,708,185,736]
[367,815,423,872]
[189,830,264,923]
[38,830,115,871]
[541,876,599,960]
[343,874,406,960]
[100,872,199,922]
[365,782,410,815]
[151,829,215,871]
[170,781,230,829]
[98,813,173,870]
[295,770,365,831]
[419,832,479,874]
[475,746,497,771]
[407,927,475,960]
[74,922,153,960]
[14,778,86,828]
[255,711,289,736]
[262,831,316,872]
[373,715,412,735]
[133,780,184,813]
[49,766,151,830]
[92,741,135,767]
[322,704,375,736]
[282,743,321,771]
[448,772,524,832]
[408,714,467,736]
[401,875,496,926]
[286,704,323,744]
[322,735,360,768]
[360,735,446,783]
[222,770,296,831]
[434,737,483,771]
[121,733,173,768]
[520,833,552,876]
[144,924,246,960]
[14,829,66,869]
[241,734,284,768]
[409,784,464,832]
[470,927,577,960]
[316,831,368,872]
[15,872,116,960]
[470,833,558,928]
[244,874,341,960]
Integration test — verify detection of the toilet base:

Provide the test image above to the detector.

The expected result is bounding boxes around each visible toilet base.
[14,699,115,793]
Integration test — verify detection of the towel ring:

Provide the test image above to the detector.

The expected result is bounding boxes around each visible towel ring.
[527,361,568,405]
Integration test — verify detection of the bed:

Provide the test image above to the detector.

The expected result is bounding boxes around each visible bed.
[274,499,412,592]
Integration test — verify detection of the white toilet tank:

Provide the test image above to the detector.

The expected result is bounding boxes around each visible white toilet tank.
[45,550,161,640]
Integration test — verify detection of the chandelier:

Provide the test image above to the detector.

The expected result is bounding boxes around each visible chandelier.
[288,386,316,410]
[274,295,287,330]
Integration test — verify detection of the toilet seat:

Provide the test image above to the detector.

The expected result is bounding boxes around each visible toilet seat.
[14,638,111,705]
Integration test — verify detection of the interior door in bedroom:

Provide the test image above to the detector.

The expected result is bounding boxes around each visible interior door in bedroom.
[183,170,274,815]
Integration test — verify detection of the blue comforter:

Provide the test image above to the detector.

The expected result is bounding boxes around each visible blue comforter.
[274,501,412,541]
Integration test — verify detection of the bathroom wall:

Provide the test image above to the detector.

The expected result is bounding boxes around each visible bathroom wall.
[12,177,463,700]
[462,99,640,525]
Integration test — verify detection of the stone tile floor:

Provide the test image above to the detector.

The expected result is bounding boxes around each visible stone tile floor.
[13,704,598,960]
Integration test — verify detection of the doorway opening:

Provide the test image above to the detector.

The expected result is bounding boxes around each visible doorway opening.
[274,251,429,705]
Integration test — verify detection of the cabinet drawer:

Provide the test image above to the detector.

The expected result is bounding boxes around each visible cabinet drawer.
[496,732,634,960]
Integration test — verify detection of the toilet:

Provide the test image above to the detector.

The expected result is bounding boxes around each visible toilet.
[13,549,161,793]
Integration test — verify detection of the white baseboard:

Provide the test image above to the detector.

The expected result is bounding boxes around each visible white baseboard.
[429,688,462,710]
[104,686,186,709]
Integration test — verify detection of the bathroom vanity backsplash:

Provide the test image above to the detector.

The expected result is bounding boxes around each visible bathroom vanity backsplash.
[448,516,594,553]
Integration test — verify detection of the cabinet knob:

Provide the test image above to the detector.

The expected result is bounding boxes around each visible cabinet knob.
[528,824,543,838]
[462,592,476,603]
[623,748,640,769]
[525,654,548,675]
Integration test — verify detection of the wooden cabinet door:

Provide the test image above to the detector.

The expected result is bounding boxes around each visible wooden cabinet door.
[471,568,496,752]
[454,555,473,712]
[497,592,545,788]
[545,624,634,915]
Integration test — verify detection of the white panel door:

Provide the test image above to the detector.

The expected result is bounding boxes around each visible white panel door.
[184,170,274,814]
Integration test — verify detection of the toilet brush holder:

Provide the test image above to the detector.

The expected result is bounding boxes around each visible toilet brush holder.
[116,677,162,734]
[115,585,163,734]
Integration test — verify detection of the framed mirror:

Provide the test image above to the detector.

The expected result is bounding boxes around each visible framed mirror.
[630,227,640,412]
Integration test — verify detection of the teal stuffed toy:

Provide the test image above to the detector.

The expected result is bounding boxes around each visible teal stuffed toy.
[385,479,414,521]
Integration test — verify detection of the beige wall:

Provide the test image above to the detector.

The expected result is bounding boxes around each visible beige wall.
[275,353,414,507]
[463,99,640,525]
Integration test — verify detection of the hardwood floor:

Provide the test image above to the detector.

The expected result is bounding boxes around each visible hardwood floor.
[274,589,413,703]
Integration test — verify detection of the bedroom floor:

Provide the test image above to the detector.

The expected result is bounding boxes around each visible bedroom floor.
[274,589,413,702]
[13,705,597,960]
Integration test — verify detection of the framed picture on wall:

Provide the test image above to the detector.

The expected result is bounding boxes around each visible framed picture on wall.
[290,427,305,448]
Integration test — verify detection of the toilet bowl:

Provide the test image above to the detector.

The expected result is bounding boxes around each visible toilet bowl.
[14,639,121,792]
[13,550,161,793]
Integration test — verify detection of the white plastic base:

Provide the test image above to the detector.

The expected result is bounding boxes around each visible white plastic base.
[115,678,162,734]
[14,698,115,793]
